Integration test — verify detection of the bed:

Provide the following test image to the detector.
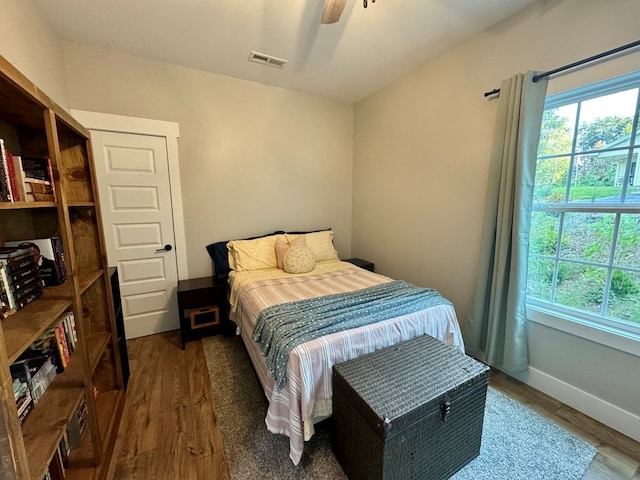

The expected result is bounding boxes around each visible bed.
[207,230,465,465]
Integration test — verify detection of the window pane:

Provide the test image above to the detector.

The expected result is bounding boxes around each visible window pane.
[625,151,640,203]
[614,214,640,268]
[575,89,637,152]
[527,257,554,301]
[554,262,606,315]
[568,152,622,203]
[529,212,560,255]
[533,156,570,203]
[538,106,576,157]
[606,270,640,324]
[559,212,614,264]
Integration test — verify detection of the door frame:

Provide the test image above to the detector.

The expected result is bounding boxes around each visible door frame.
[71,109,189,281]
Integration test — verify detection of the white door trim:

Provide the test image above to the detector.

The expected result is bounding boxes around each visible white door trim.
[71,109,188,281]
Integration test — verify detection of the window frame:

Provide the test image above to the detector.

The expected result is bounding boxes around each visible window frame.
[526,70,640,348]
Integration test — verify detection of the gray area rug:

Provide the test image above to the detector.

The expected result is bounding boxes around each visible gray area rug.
[202,335,596,479]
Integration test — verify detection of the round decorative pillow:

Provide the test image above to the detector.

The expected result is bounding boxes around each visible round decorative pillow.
[283,246,315,274]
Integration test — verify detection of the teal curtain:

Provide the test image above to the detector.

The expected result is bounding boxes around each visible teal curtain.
[466,72,548,374]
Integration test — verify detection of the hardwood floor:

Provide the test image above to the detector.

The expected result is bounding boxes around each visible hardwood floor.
[111,331,229,480]
[111,331,640,479]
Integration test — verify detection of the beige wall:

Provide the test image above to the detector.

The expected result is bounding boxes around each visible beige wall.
[353,0,640,430]
[0,0,68,108]
[62,42,354,279]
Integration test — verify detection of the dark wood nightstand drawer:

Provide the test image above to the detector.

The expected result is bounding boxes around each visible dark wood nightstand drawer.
[177,276,229,349]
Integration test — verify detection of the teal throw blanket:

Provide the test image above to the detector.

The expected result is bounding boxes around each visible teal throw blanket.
[252,280,452,390]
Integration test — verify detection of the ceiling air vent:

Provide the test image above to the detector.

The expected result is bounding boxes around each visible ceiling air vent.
[248,51,288,69]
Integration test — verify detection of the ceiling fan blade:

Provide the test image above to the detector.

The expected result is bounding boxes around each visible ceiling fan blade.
[321,0,347,24]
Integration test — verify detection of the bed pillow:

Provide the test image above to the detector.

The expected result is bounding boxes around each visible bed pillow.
[283,246,315,274]
[275,235,307,270]
[228,235,280,272]
[300,230,338,262]
[206,241,233,278]
[206,230,284,277]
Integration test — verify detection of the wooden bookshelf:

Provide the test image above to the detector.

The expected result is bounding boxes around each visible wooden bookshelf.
[0,54,125,479]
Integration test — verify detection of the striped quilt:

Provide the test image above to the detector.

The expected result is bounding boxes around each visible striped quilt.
[253,280,452,390]
[229,261,464,465]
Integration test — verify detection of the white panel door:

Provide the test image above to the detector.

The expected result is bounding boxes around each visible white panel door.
[91,130,179,338]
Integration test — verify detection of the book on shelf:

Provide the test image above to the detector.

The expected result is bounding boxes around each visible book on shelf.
[58,432,70,468]
[1,152,57,203]
[8,270,41,292]
[17,397,33,424]
[13,378,33,424]
[6,261,40,284]
[5,151,19,201]
[60,311,77,352]
[67,396,88,450]
[0,249,43,317]
[13,281,43,310]
[24,177,56,202]
[19,156,56,201]
[29,313,76,373]
[10,355,57,405]
[0,138,14,202]
[4,238,66,286]
[53,323,71,368]
[0,246,36,269]
[10,152,26,201]
[0,264,13,317]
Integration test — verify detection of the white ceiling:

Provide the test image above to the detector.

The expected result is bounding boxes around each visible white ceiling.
[34,0,539,103]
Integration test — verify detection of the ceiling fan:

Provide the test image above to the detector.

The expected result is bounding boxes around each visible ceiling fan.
[321,0,376,24]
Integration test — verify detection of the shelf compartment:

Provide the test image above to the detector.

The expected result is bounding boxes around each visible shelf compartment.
[78,271,104,296]
[0,66,47,131]
[69,206,102,273]
[0,208,59,246]
[96,389,122,445]
[81,279,111,336]
[63,389,123,480]
[64,433,97,480]
[93,347,119,396]
[42,270,104,299]
[3,298,72,364]
[21,362,84,480]
[87,332,112,375]
[58,123,94,204]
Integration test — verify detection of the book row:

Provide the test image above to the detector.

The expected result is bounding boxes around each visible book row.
[0,237,67,317]
[10,311,78,425]
[0,138,56,202]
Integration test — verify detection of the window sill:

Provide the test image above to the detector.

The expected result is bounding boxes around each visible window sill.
[527,304,640,357]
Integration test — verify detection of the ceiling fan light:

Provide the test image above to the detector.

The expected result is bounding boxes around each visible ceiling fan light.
[321,0,347,24]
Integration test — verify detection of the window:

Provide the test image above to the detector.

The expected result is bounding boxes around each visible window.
[527,72,640,335]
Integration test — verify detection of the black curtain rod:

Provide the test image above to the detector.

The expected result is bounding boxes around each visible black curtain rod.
[483,39,640,98]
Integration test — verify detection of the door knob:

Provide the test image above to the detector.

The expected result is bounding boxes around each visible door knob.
[155,244,173,253]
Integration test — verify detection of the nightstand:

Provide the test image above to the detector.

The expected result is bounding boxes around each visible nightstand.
[177,276,229,349]
[343,258,374,272]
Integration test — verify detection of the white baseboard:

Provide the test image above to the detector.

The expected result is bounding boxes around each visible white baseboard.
[515,367,640,443]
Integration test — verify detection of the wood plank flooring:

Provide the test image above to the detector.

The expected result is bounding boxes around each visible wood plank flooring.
[112,331,640,479]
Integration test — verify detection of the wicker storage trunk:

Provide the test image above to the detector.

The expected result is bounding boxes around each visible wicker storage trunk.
[332,334,489,480]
